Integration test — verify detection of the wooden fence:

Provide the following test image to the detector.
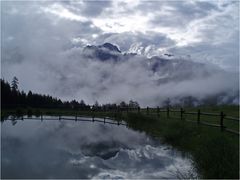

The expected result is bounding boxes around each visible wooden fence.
[90,106,239,135]
[123,106,239,135]
[5,115,127,126]
[4,106,239,135]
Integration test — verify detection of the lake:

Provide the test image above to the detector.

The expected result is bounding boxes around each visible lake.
[1,116,196,179]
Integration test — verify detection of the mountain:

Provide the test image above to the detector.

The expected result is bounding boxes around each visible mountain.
[83,43,121,61]
[99,43,121,53]
[79,43,238,105]
[82,43,221,81]
[148,56,219,83]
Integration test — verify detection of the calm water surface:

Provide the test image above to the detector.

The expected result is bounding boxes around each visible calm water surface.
[1,116,196,179]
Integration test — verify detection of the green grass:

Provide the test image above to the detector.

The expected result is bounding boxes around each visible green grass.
[138,105,239,133]
[170,106,239,133]
[125,112,239,179]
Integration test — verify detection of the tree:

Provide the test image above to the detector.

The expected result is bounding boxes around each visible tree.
[119,101,127,108]
[80,100,86,106]
[70,100,79,109]
[11,76,19,91]
[1,79,12,107]
[1,78,89,110]
[79,100,86,110]
[93,101,99,110]
[129,100,140,108]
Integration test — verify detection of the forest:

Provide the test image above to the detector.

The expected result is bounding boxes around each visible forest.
[1,77,139,110]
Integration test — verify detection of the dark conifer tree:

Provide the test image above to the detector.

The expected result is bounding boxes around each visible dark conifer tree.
[1,78,88,109]
[11,76,19,91]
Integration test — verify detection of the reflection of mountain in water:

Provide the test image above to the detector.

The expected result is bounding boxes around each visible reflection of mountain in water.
[1,118,197,179]
[81,142,122,160]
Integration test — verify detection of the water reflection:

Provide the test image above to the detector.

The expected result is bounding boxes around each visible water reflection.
[1,117,196,179]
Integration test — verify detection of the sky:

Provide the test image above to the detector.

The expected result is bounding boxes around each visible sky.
[1,0,239,106]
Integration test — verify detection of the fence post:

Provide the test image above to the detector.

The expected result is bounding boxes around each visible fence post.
[167,107,169,118]
[197,109,200,124]
[120,106,122,117]
[180,108,183,120]
[147,106,149,115]
[104,117,105,124]
[92,108,95,121]
[75,113,77,121]
[138,107,140,114]
[41,113,43,121]
[59,115,61,120]
[157,106,160,117]
[114,111,117,120]
[220,111,225,131]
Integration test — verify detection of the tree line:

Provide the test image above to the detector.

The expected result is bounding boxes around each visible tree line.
[1,77,140,110]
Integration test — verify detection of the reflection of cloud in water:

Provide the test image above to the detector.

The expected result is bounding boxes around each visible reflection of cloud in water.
[89,145,196,179]
[1,118,197,179]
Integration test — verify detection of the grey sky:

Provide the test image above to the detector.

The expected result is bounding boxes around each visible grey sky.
[1,0,239,105]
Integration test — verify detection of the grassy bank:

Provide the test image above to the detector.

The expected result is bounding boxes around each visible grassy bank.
[124,105,239,178]
[124,112,239,179]
[1,105,239,178]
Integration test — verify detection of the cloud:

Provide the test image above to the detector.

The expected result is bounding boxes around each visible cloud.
[92,31,175,53]
[41,3,88,22]
[78,1,112,17]
[1,1,239,106]
[29,47,237,106]
[1,1,101,92]
[167,2,239,72]
[148,1,219,28]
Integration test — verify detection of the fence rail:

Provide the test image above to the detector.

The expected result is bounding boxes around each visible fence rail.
[3,106,239,135]
[141,107,239,135]
[200,112,220,116]
[184,112,197,115]
[5,116,127,126]
[117,106,239,135]
[224,116,239,122]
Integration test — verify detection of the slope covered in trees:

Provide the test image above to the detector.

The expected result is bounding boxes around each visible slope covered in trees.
[1,78,140,110]
[1,78,90,109]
